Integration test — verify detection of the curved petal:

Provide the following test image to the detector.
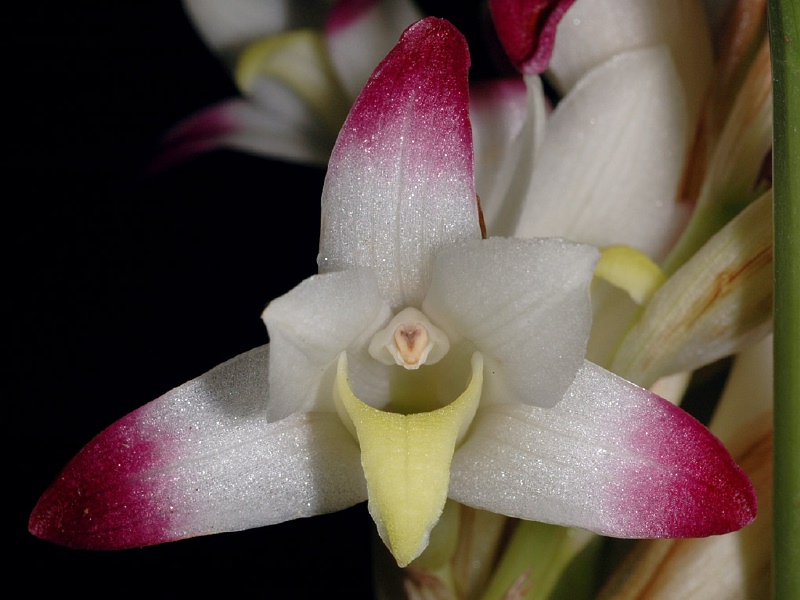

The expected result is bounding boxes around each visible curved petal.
[263,268,392,421]
[325,0,423,100]
[29,346,366,550]
[488,0,578,74]
[182,0,332,66]
[317,17,481,309]
[547,0,713,131]
[450,360,756,538]
[471,76,546,237]
[514,46,689,261]
[422,237,598,408]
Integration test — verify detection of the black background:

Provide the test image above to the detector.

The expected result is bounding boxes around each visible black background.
[9,2,495,597]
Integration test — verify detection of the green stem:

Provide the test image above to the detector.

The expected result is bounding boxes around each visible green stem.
[767,1,800,598]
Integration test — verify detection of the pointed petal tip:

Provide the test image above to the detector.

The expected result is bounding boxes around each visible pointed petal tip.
[28,409,174,550]
[614,391,758,538]
[335,15,472,142]
[449,362,756,541]
[319,15,480,302]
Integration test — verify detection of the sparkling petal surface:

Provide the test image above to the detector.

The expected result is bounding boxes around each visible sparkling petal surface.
[317,17,481,309]
[422,237,598,408]
[450,360,756,538]
[29,346,366,550]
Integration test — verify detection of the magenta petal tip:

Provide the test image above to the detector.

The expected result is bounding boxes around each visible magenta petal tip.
[29,408,174,550]
[615,392,758,538]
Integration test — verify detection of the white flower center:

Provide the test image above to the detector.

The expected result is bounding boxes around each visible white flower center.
[368,307,450,369]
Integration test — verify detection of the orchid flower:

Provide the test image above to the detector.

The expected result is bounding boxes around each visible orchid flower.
[30,17,756,569]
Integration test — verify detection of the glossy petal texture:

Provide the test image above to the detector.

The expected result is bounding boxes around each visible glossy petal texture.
[423,237,598,408]
[29,347,366,550]
[488,0,578,74]
[263,268,392,420]
[30,15,759,562]
[450,360,757,538]
[317,18,481,309]
[513,46,689,260]
[325,0,422,99]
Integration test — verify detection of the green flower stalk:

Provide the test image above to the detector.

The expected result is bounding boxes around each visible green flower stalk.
[767,0,800,597]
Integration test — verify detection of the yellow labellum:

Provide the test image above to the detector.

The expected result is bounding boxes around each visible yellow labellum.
[334,352,484,567]
[594,245,667,305]
[234,29,349,133]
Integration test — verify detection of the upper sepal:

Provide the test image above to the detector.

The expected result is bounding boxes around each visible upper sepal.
[317,17,481,309]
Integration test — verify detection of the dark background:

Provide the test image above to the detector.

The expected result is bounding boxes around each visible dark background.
[9,2,495,598]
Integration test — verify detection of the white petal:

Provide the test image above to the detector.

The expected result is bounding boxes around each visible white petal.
[234,29,351,133]
[515,46,689,260]
[450,360,756,538]
[29,346,367,549]
[422,238,598,408]
[263,268,392,420]
[157,91,336,169]
[231,93,335,164]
